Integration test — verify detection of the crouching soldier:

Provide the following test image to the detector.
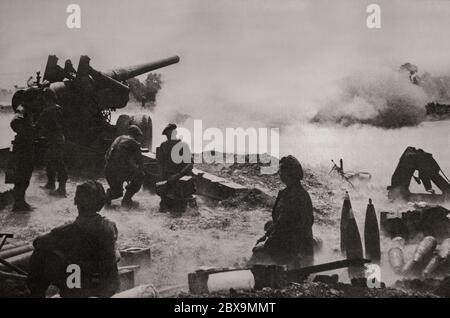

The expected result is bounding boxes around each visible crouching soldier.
[104,125,144,208]
[27,181,120,298]
[249,155,314,269]
[156,124,194,213]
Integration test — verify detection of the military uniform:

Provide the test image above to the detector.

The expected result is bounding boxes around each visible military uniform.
[10,111,34,211]
[389,147,450,197]
[105,135,144,204]
[250,182,314,268]
[37,104,68,192]
[157,138,193,212]
[415,150,442,192]
[27,214,119,298]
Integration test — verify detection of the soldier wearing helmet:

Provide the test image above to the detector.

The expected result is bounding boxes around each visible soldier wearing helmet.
[104,125,144,207]
[249,155,314,269]
[27,181,120,298]
[36,88,68,196]
[9,104,35,211]
[156,123,193,213]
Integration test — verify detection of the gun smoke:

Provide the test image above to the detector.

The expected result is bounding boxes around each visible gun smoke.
[311,67,428,129]
[311,65,450,129]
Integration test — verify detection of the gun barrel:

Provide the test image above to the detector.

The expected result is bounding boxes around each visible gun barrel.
[89,67,130,94]
[105,55,180,81]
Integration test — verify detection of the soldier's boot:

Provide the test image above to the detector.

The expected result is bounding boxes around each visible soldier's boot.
[174,200,188,214]
[105,188,123,207]
[159,199,169,213]
[121,191,138,208]
[12,187,33,212]
[12,200,33,212]
[12,196,32,212]
[50,182,67,197]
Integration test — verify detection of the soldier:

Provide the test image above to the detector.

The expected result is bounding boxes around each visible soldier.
[27,181,120,298]
[37,88,68,196]
[415,148,442,194]
[249,155,314,269]
[156,124,193,212]
[104,125,144,207]
[10,105,34,212]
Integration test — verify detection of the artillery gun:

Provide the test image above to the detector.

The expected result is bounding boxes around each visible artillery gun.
[11,55,180,169]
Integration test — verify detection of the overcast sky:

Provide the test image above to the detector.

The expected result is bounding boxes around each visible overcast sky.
[1,0,450,171]
[1,0,450,88]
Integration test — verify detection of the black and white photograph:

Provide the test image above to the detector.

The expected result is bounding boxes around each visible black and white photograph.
[0,0,449,303]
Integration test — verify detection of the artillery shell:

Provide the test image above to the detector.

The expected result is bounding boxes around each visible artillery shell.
[388,247,405,274]
[364,198,381,263]
[341,194,364,279]
[422,254,441,277]
[423,238,450,277]
[403,236,437,274]
[340,191,352,256]
[438,238,450,260]
[0,250,33,273]
[0,244,33,260]
[391,237,406,248]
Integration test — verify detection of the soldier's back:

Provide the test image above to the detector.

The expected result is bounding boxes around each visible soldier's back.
[33,214,119,297]
[106,135,140,168]
[34,214,117,260]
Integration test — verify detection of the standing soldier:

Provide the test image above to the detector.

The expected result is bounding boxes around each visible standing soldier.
[37,88,68,196]
[156,123,193,212]
[104,125,144,207]
[10,105,35,212]
[249,155,315,269]
[27,181,120,298]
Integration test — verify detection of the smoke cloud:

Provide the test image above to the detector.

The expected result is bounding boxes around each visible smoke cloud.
[311,67,429,128]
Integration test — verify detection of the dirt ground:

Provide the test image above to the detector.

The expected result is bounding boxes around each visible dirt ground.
[0,167,270,291]
[0,160,449,298]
